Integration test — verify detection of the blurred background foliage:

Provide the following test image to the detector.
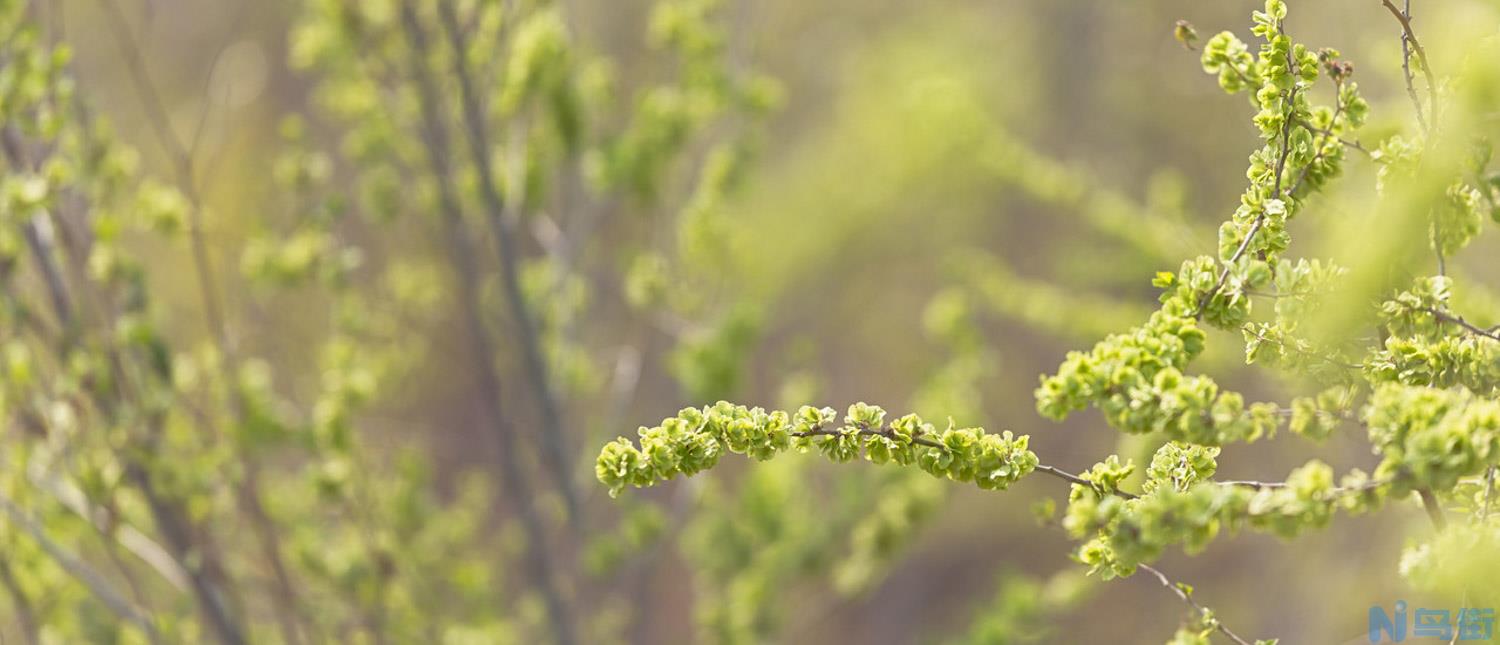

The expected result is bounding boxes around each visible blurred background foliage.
[1,0,1498,643]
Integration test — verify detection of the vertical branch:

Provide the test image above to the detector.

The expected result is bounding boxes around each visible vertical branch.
[433,0,581,527]
[1418,487,1448,531]
[0,494,161,641]
[397,4,578,645]
[1394,0,1428,131]
[0,556,42,645]
[6,85,219,645]
[1380,0,1447,277]
[1483,466,1496,521]
[1,127,76,336]
[90,2,306,643]
[1383,0,1436,134]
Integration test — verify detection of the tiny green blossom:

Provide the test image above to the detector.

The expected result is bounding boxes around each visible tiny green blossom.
[596,402,1038,497]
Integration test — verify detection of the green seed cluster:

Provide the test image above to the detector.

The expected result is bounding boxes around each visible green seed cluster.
[592,3,1500,643]
[1035,251,1293,446]
[596,402,1038,498]
[1366,384,1500,493]
[1367,277,1500,392]
[1066,455,1381,579]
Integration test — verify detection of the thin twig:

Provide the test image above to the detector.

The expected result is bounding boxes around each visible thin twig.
[1483,466,1496,521]
[1137,563,1256,645]
[1418,487,1449,531]
[434,0,580,527]
[93,2,302,642]
[1380,1,1448,276]
[397,4,578,645]
[1197,81,1299,318]
[1296,119,1373,157]
[0,556,42,645]
[1289,77,1356,196]
[1217,477,1388,497]
[0,494,161,639]
[1383,0,1436,134]
[1425,307,1500,342]
[793,423,1396,506]
[791,424,1141,498]
[1242,325,1365,370]
[1449,466,1495,645]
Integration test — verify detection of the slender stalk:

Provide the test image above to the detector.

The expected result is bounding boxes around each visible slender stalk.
[1197,82,1299,318]
[398,5,578,644]
[1382,0,1436,134]
[0,494,161,640]
[1241,325,1364,370]
[793,423,1390,505]
[0,556,42,645]
[1418,487,1448,531]
[4,105,245,643]
[92,2,306,642]
[1425,307,1500,342]
[0,127,76,336]
[1483,466,1496,521]
[1137,563,1255,645]
[433,0,581,526]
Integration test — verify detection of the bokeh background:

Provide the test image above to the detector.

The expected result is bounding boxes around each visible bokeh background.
[27,0,1500,642]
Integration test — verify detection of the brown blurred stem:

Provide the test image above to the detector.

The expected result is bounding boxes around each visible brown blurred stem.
[0,494,162,641]
[4,102,243,645]
[0,556,42,645]
[398,4,579,644]
[1483,467,1496,520]
[434,0,581,527]
[0,127,76,339]
[93,1,306,642]
[1418,487,1448,530]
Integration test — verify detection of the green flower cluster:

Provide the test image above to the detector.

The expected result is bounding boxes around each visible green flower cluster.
[597,402,1038,497]
[589,2,1500,643]
[1241,259,1361,379]
[1366,384,1500,493]
[1286,386,1358,441]
[1035,262,1279,444]
[1200,1,1366,277]
[1367,277,1500,392]
[1065,457,1380,579]
[1399,523,1500,602]
[1434,182,1486,258]
[1143,442,1221,495]
[1035,0,1374,455]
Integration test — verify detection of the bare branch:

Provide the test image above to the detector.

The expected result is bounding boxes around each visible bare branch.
[397,4,578,644]
[0,494,161,640]
[0,556,42,645]
[1197,82,1299,318]
[1137,563,1255,645]
[1382,0,1437,133]
[434,0,581,527]
[93,2,303,642]
[1425,307,1500,342]
[1418,487,1449,531]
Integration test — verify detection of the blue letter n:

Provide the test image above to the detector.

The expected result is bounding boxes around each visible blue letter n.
[1370,601,1408,643]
